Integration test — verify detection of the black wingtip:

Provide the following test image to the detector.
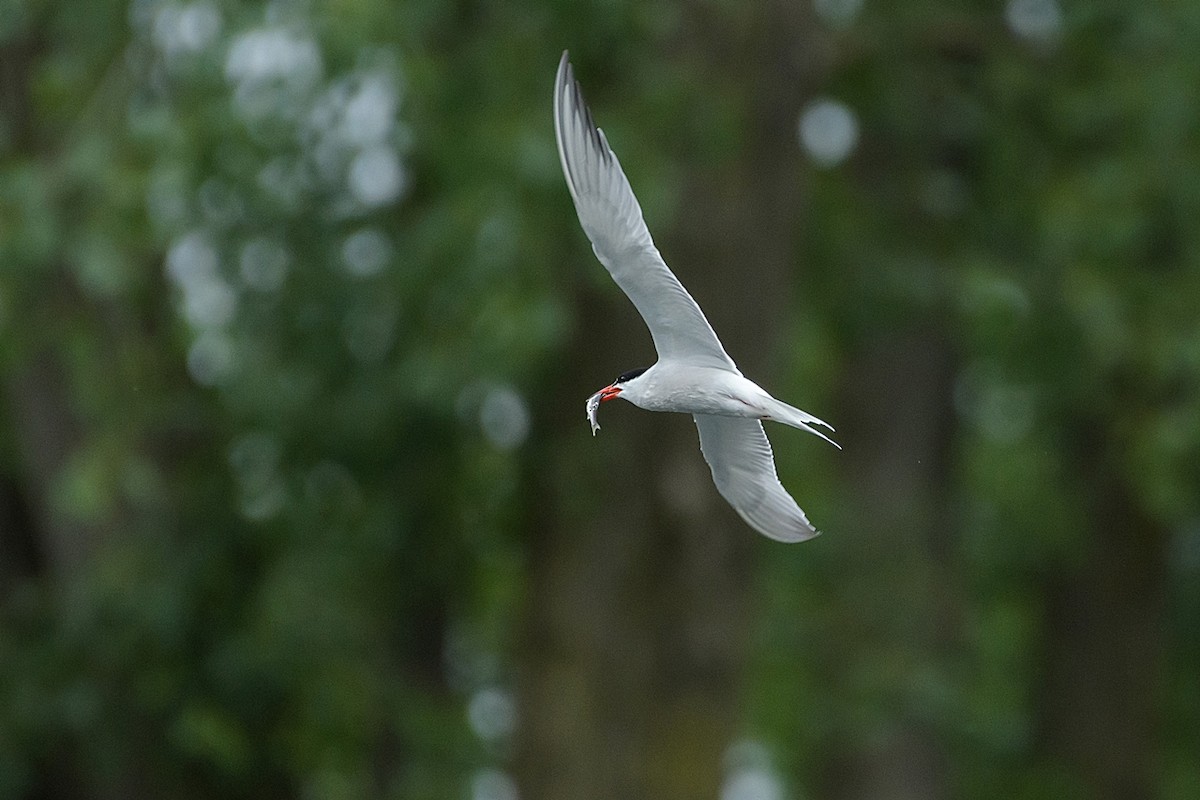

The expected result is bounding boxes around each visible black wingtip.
[562,60,610,164]
[554,50,616,181]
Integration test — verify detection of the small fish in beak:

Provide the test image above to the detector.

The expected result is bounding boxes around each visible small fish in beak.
[585,384,622,435]
[585,390,603,435]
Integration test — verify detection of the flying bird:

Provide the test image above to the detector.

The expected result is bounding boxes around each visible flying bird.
[555,51,838,542]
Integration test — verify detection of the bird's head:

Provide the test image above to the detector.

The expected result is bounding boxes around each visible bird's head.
[597,366,648,403]
[586,366,649,435]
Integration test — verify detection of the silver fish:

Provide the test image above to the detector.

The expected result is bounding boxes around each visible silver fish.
[585,390,603,435]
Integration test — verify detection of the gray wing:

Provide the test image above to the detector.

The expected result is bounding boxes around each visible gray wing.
[554,51,737,372]
[693,414,820,542]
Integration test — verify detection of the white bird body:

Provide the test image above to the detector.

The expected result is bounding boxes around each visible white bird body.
[618,365,754,415]
[619,365,835,440]
[556,51,838,542]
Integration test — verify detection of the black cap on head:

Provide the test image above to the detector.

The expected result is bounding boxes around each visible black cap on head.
[615,367,648,384]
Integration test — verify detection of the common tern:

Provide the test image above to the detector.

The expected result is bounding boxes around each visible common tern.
[555,51,838,542]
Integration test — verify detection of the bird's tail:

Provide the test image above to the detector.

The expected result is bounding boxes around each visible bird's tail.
[762,398,841,450]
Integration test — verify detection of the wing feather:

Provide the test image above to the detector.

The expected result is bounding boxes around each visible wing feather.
[693,414,820,542]
[554,51,737,372]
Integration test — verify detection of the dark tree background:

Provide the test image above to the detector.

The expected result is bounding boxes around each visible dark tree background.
[1,1,1197,799]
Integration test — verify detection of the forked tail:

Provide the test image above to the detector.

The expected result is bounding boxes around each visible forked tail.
[763,398,841,450]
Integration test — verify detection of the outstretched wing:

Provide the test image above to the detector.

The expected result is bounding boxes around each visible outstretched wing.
[554,51,737,372]
[693,414,820,542]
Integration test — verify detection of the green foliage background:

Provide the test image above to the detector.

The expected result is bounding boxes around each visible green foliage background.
[1,1,1197,798]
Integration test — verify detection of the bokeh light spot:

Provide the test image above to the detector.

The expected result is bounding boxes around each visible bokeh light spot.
[183,277,236,329]
[153,1,222,59]
[471,769,518,800]
[341,227,392,278]
[479,386,530,451]
[1006,0,1063,44]
[814,0,864,29]
[167,231,238,329]
[721,769,784,800]
[187,331,236,386]
[348,145,406,207]
[341,75,397,147]
[239,236,289,292]
[467,687,516,743]
[798,98,859,168]
[225,28,323,119]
